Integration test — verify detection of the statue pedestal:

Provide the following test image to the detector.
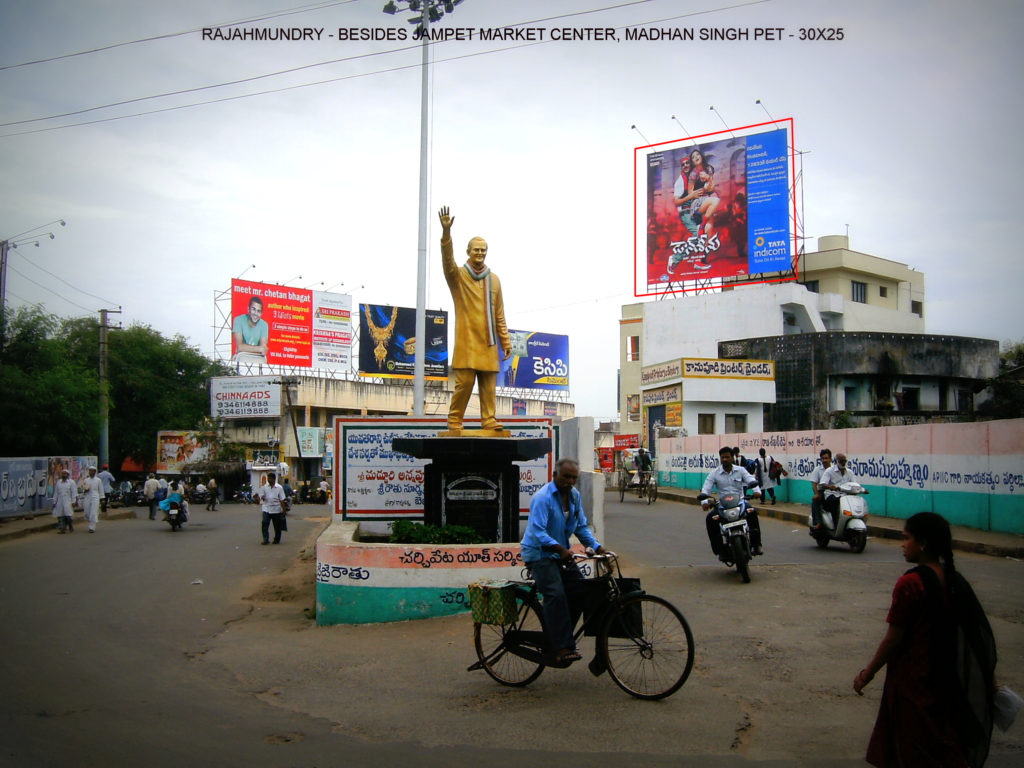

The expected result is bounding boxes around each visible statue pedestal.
[392,436,551,543]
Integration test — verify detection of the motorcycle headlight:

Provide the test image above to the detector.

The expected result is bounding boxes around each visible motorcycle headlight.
[721,506,740,522]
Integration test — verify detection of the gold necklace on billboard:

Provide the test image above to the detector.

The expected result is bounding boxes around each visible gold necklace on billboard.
[365,305,399,369]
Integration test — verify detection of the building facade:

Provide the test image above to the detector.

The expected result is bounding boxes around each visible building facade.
[619,235,993,441]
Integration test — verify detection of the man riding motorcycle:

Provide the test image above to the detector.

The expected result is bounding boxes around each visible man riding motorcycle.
[700,446,764,557]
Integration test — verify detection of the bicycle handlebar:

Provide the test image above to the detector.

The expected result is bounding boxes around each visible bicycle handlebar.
[573,550,618,561]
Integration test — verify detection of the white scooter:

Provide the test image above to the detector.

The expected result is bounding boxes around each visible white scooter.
[809,481,869,553]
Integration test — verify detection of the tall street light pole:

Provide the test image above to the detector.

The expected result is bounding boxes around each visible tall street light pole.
[383,0,465,415]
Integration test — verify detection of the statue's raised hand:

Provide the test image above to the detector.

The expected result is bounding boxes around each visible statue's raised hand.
[438,206,454,231]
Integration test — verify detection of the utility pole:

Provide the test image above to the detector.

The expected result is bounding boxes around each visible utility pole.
[0,219,67,352]
[98,307,122,468]
[0,240,9,353]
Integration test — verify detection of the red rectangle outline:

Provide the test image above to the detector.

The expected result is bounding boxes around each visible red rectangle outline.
[634,117,798,296]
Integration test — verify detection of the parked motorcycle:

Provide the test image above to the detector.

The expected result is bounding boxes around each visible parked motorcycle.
[809,481,869,553]
[232,485,253,504]
[698,485,759,583]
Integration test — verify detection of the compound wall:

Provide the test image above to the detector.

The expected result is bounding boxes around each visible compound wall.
[656,419,1024,533]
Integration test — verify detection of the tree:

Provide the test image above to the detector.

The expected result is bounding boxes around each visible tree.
[0,306,100,455]
[0,307,231,467]
[976,339,1024,420]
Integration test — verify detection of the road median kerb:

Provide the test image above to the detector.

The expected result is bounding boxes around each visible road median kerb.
[0,508,138,542]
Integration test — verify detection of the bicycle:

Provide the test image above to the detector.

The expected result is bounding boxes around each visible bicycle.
[468,552,694,700]
[618,469,658,504]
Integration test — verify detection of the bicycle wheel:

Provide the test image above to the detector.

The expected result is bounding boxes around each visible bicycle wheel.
[599,594,694,700]
[473,595,546,686]
[647,478,658,504]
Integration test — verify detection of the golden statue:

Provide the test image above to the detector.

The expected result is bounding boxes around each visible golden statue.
[439,206,512,435]
[364,304,398,369]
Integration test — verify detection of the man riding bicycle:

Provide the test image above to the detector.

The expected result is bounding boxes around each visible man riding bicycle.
[633,447,653,488]
[520,458,607,665]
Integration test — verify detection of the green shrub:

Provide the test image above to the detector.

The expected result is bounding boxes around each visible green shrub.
[388,520,489,544]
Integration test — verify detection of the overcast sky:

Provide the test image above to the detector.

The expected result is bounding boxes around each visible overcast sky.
[2,0,1022,419]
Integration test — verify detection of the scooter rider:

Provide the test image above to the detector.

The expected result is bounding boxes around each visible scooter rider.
[809,448,832,529]
[820,453,857,528]
[700,446,764,557]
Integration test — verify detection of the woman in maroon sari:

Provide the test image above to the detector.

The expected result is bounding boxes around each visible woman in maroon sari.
[853,512,970,767]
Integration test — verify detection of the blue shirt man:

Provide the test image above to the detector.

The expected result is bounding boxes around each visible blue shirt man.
[521,458,605,664]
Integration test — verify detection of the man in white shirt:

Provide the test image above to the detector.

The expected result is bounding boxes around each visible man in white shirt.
[143,473,161,520]
[256,472,288,545]
[809,449,832,528]
[97,465,115,514]
[52,469,78,533]
[700,446,764,557]
[80,466,105,533]
[820,453,857,529]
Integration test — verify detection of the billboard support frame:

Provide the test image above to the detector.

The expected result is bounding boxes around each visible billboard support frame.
[636,117,801,297]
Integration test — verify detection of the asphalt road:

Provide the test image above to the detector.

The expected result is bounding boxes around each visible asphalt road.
[0,495,1021,767]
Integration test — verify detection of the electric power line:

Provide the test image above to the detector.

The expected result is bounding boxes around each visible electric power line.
[0,0,769,137]
[0,0,359,71]
[9,248,118,306]
[5,263,98,313]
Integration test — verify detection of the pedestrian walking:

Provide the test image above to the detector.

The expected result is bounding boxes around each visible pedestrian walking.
[80,466,104,533]
[206,477,218,511]
[52,469,77,533]
[97,465,115,515]
[755,447,778,504]
[854,512,997,767]
[255,472,288,545]
[143,473,160,520]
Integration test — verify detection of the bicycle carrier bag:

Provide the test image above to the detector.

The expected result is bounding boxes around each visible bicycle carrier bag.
[583,577,642,637]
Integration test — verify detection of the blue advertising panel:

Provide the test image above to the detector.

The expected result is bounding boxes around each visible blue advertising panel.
[643,123,793,289]
[358,304,448,380]
[500,330,570,392]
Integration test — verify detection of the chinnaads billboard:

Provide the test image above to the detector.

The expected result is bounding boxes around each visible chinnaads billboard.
[230,279,352,369]
[639,120,795,292]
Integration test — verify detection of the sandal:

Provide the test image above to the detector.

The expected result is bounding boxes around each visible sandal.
[556,649,582,663]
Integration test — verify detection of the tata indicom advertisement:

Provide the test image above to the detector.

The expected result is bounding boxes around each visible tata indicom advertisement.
[500,330,570,392]
[639,120,795,292]
[357,304,448,380]
[230,279,353,369]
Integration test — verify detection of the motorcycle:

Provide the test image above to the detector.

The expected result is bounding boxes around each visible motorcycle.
[232,485,253,504]
[698,485,759,583]
[809,481,869,553]
[165,500,189,532]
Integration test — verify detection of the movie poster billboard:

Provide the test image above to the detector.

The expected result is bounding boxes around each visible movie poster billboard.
[639,121,794,292]
[500,330,570,392]
[357,304,448,380]
[230,279,352,369]
[156,431,211,475]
